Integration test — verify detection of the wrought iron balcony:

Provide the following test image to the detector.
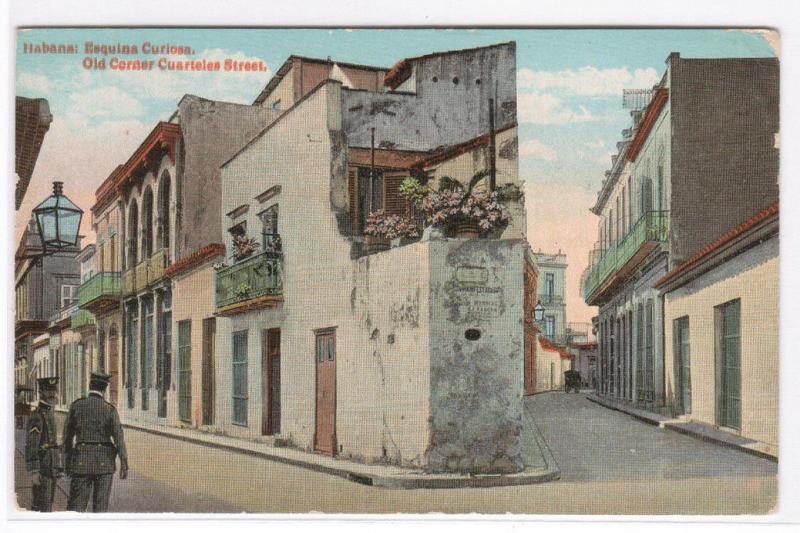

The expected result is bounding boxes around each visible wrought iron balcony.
[70,309,95,329]
[215,250,283,311]
[582,211,669,304]
[78,272,121,313]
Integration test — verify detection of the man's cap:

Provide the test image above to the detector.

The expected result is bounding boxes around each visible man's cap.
[37,377,59,390]
[89,372,112,389]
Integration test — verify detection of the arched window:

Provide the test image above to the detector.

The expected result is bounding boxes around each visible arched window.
[142,187,154,259]
[157,171,171,253]
[127,199,139,267]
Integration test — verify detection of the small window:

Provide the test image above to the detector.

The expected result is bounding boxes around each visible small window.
[61,284,79,307]
[316,337,324,362]
[432,76,438,83]
[228,221,246,237]
[452,77,459,85]
[327,338,334,361]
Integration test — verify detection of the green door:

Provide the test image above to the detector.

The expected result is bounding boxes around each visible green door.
[717,300,741,429]
[178,320,192,423]
[673,316,691,414]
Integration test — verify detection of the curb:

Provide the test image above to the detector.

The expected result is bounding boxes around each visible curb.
[123,421,560,490]
[585,394,666,426]
[662,423,778,463]
[586,395,778,463]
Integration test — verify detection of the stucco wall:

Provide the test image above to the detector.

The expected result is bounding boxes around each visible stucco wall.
[177,96,281,261]
[426,238,525,474]
[663,236,778,446]
[536,344,563,392]
[670,56,779,267]
[342,42,516,153]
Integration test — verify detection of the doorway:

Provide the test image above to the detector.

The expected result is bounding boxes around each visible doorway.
[314,330,336,455]
[202,318,216,425]
[261,328,281,435]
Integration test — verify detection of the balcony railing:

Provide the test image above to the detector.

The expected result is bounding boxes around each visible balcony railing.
[215,251,283,310]
[582,211,669,302]
[70,309,95,329]
[122,248,169,296]
[78,272,121,309]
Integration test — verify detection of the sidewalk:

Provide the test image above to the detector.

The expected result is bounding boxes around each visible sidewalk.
[586,393,778,462]
[121,408,560,489]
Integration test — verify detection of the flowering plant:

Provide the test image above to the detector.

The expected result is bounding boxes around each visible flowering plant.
[235,282,251,297]
[232,234,260,260]
[364,210,421,240]
[421,188,510,232]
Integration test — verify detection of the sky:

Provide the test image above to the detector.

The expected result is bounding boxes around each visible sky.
[14,28,777,325]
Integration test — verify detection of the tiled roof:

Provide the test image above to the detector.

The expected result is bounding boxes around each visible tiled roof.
[654,201,779,289]
[164,243,226,278]
[538,336,571,359]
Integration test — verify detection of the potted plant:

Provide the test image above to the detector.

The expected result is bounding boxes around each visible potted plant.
[232,233,260,261]
[420,170,510,238]
[364,210,421,253]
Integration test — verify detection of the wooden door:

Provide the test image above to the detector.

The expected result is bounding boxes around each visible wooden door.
[717,300,741,429]
[262,329,281,435]
[673,316,691,415]
[108,329,119,406]
[314,331,336,455]
[202,318,216,425]
[177,320,192,423]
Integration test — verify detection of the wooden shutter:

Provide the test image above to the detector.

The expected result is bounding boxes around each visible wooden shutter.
[347,167,358,234]
[383,172,409,217]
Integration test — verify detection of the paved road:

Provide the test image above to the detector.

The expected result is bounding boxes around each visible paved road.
[526,392,777,482]
[13,394,777,514]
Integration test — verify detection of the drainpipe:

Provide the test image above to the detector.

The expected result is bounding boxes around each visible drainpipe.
[369,127,375,214]
[488,98,496,191]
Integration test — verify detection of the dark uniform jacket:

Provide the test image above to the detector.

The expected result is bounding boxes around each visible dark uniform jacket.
[25,402,61,477]
[63,393,128,476]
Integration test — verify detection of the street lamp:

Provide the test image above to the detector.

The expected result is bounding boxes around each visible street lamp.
[31,181,83,255]
[534,300,545,322]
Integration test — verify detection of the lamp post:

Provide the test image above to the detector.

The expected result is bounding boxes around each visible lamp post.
[17,181,83,263]
[534,300,545,322]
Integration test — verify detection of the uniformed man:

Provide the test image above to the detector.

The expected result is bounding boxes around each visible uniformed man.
[25,376,63,512]
[63,372,128,512]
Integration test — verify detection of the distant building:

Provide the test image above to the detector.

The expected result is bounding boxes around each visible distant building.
[533,251,566,345]
[14,217,81,403]
[655,203,778,452]
[581,53,779,414]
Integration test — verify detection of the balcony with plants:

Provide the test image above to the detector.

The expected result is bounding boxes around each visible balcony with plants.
[581,210,669,305]
[214,231,283,315]
[78,271,121,314]
[362,173,515,255]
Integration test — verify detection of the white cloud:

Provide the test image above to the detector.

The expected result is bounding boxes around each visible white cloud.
[519,138,558,161]
[518,66,660,96]
[68,86,145,119]
[517,91,596,125]
[17,72,51,95]
[586,139,606,150]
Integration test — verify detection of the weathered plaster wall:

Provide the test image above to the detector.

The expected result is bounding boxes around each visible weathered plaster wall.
[177,96,281,261]
[663,236,778,447]
[342,243,432,465]
[426,238,525,474]
[342,43,517,153]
